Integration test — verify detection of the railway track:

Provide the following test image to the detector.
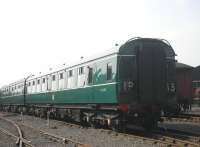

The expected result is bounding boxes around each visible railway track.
[162,115,200,124]
[52,118,200,147]
[0,114,90,147]
[154,127,200,146]
[0,115,36,147]
[0,130,17,146]
[97,128,200,147]
[20,122,90,147]
[1,112,200,147]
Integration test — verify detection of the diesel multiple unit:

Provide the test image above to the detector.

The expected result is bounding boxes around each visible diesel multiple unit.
[0,38,177,129]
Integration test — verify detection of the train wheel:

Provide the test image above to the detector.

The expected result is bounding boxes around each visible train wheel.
[111,120,125,132]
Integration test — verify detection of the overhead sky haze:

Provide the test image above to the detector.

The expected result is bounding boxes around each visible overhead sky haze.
[0,0,199,87]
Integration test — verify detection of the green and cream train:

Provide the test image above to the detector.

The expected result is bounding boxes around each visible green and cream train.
[0,37,177,129]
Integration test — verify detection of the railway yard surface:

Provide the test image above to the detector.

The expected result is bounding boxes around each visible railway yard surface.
[159,120,200,136]
[0,111,199,147]
[0,131,16,147]
[184,107,200,115]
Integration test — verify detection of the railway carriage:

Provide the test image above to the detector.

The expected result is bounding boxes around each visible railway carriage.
[176,62,193,111]
[0,37,177,129]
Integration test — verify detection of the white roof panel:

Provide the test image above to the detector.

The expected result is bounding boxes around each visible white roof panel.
[1,45,120,88]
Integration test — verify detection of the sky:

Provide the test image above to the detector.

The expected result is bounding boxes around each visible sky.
[0,0,199,87]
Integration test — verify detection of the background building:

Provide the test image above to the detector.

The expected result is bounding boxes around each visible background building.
[192,66,200,105]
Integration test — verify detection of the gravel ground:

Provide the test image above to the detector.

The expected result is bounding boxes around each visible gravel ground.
[4,113,159,147]
[0,113,67,147]
[0,131,17,147]
[18,123,67,147]
[0,118,19,137]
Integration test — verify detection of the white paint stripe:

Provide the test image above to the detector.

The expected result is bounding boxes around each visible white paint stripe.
[1,82,118,98]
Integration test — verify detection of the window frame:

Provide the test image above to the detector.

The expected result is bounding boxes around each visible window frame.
[37,79,40,85]
[32,81,35,86]
[42,78,45,84]
[78,67,84,75]
[60,73,64,79]
[88,67,93,84]
[68,70,73,77]
[52,75,56,81]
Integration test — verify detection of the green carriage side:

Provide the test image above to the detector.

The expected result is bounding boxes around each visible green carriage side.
[0,51,119,105]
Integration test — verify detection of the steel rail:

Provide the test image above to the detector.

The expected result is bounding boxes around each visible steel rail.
[162,116,200,124]
[0,126,19,143]
[48,118,200,147]
[98,129,180,147]
[1,112,199,147]
[156,127,200,144]
[153,131,200,147]
[0,116,35,147]
[98,128,200,147]
[20,122,90,147]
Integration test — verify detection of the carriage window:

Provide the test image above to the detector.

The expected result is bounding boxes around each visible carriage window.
[88,67,93,84]
[37,79,40,84]
[42,78,45,83]
[60,73,63,79]
[69,70,73,77]
[28,82,31,86]
[79,67,84,75]
[107,63,112,80]
[32,81,35,86]
[52,75,56,81]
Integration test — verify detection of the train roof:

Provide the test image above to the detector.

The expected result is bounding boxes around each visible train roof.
[1,45,120,88]
[1,37,176,88]
[176,62,193,70]
[28,45,120,80]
